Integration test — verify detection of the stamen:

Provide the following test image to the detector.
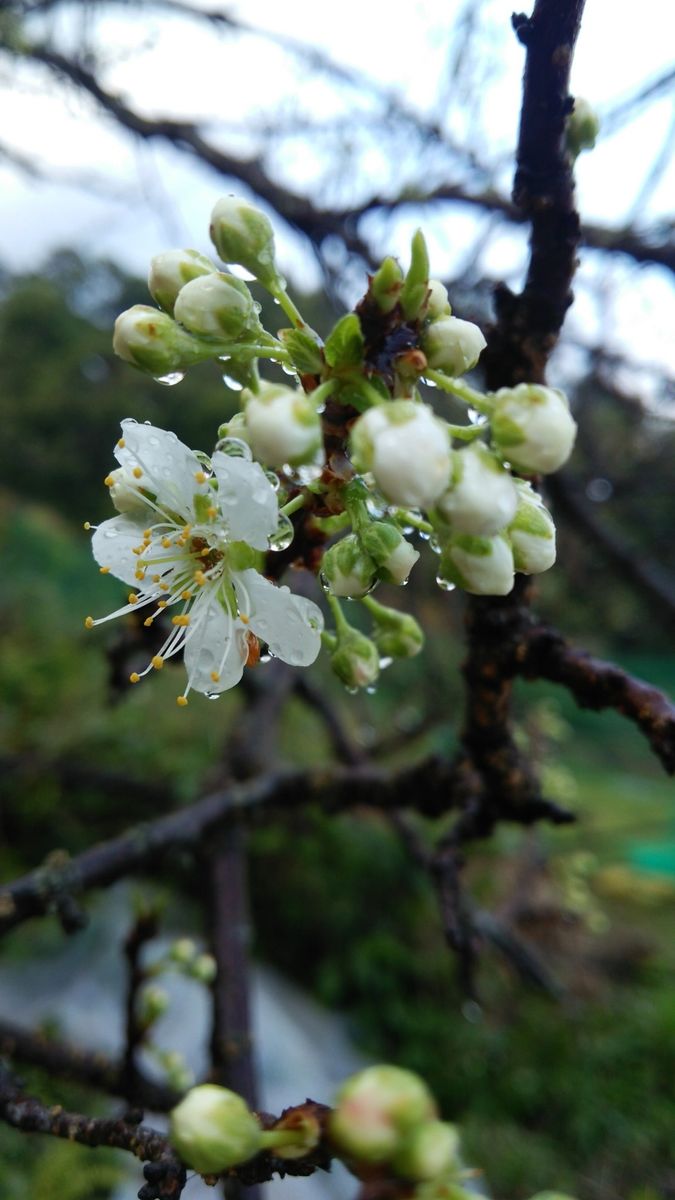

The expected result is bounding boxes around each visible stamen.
[176,695,189,707]
[194,570,207,586]
[129,672,141,684]
[240,613,249,624]
[151,655,164,670]
[84,616,94,629]
[172,614,191,627]
[210,671,220,682]
[128,593,139,605]
[133,466,143,479]
[104,475,114,487]
[144,617,154,627]
[99,566,110,575]
[207,506,217,519]
[117,437,126,448]
[181,590,192,601]
[83,521,91,530]
[194,471,207,484]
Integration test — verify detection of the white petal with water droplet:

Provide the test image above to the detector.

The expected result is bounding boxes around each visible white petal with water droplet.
[92,516,146,586]
[234,569,323,666]
[211,453,278,549]
[115,421,206,520]
[184,592,247,694]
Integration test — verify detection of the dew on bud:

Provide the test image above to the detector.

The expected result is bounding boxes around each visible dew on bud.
[436,575,456,592]
[215,437,252,459]
[269,513,294,551]
[153,371,185,387]
[222,373,244,392]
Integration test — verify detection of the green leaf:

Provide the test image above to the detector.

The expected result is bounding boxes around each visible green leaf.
[278,328,324,375]
[400,229,430,320]
[324,314,365,370]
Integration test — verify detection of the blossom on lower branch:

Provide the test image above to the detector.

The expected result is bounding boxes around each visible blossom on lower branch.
[85,420,323,703]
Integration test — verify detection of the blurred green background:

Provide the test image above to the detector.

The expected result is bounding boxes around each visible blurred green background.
[1,253,674,1200]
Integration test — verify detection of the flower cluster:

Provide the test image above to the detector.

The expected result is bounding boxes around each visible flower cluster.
[93,196,578,699]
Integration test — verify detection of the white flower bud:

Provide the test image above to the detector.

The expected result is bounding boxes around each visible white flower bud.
[113,305,206,375]
[329,1065,437,1164]
[422,316,486,375]
[169,938,197,965]
[330,628,380,690]
[491,384,576,474]
[438,534,515,596]
[322,535,377,599]
[174,272,256,340]
[424,280,451,320]
[392,1121,461,1182]
[140,985,170,1024]
[436,443,518,536]
[169,1085,262,1174]
[508,480,556,574]
[360,522,420,585]
[210,196,278,288]
[148,249,217,315]
[190,953,218,984]
[350,402,452,510]
[242,381,322,467]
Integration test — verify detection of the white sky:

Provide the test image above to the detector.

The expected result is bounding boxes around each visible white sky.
[0,0,673,384]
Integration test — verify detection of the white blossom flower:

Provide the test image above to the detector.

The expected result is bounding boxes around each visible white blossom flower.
[435,442,518,536]
[86,420,323,703]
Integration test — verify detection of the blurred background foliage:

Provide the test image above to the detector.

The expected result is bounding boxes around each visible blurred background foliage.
[1,251,674,1199]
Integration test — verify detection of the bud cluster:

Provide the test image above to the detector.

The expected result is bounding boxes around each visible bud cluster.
[104,196,580,699]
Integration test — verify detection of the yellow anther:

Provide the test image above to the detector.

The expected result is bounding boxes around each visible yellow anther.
[104,475,114,487]
[152,574,161,583]
[171,614,191,627]
[182,524,192,534]
[132,546,143,556]
[158,600,168,608]
[176,695,189,707]
[99,566,110,575]
[181,590,192,601]
[84,616,94,629]
[194,470,207,484]
[144,617,154,627]
[176,538,187,548]
[151,655,164,670]
[162,538,172,549]
[159,583,169,592]
[83,521,91,530]
[135,570,146,580]
[143,529,152,539]
[194,570,207,586]
[207,506,217,519]
[129,672,141,684]
[239,613,249,625]
[133,466,143,479]
[128,593,139,605]
[210,671,220,683]
[117,437,126,448]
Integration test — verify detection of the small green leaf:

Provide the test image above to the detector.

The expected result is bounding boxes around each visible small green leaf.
[279,327,324,374]
[324,314,365,369]
[400,229,430,320]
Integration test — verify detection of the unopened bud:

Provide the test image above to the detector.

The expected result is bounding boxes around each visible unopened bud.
[174,272,256,340]
[508,479,556,574]
[330,627,380,690]
[422,316,486,376]
[242,381,322,467]
[350,402,452,510]
[191,953,218,984]
[424,280,451,321]
[210,196,278,289]
[113,305,208,375]
[371,256,404,313]
[392,1121,461,1182]
[169,938,197,965]
[148,249,217,315]
[329,1065,437,1164]
[436,443,518,536]
[366,600,424,659]
[169,1085,262,1174]
[322,535,377,599]
[360,522,420,586]
[106,466,148,514]
[139,985,169,1024]
[438,534,515,596]
[491,384,576,474]
[566,98,600,158]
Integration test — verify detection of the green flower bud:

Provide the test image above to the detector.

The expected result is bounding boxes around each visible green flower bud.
[438,534,515,596]
[174,272,256,340]
[566,98,600,158]
[415,1179,474,1200]
[424,280,452,320]
[242,381,322,467]
[436,443,518,536]
[508,479,556,574]
[329,1065,437,1164]
[491,384,577,474]
[169,1085,262,1174]
[360,522,420,585]
[322,534,377,599]
[350,402,452,510]
[371,256,404,313]
[148,249,217,315]
[392,1121,461,1182]
[210,196,278,289]
[169,938,197,965]
[330,627,380,690]
[218,411,251,446]
[113,305,210,376]
[422,316,486,376]
[190,953,218,984]
[139,985,170,1024]
[365,599,424,659]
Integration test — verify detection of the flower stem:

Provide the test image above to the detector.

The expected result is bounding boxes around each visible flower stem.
[425,369,494,414]
[279,492,307,519]
[326,592,350,634]
[312,512,351,534]
[394,510,434,534]
[270,283,317,339]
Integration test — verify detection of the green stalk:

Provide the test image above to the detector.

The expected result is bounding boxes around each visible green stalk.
[425,368,494,414]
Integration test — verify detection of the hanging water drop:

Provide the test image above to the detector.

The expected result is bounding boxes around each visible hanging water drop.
[269,513,294,552]
[436,575,456,592]
[263,469,281,491]
[154,372,185,387]
[206,692,221,701]
[222,374,244,392]
[215,437,251,459]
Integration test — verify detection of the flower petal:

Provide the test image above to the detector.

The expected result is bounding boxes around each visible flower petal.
[115,421,206,520]
[233,568,323,666]
[211,453,278,550]
[184,591,247,694]
[92,515,147,586]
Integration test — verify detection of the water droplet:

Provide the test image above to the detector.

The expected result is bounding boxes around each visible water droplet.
[378,656,393,670]
[281,363,296,376]
[269,513,294,551]
[462,999,483,1024]
[429,535,442,554]
[586,477,613,502]
[154,372,185,387]
[206,692,221,701]
[294,463,322,486]
[149,436,160,447]
[425,375,437,388]
[264,469,280,491]
[222,374,244,392]
[436,575,456,592]
[229,263,256,282]
[273,297,281,306]
[365,684,377,695]
[260,652,272,664]
[104,528,119,538]
[344,685,359,695]
[215,437,251,459]
[320,573,331,594]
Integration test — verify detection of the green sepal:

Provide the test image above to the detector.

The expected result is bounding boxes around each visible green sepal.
[279,327,324,375]
[371,256,404,314]
[400,229,430,320]
[324,314,365,370]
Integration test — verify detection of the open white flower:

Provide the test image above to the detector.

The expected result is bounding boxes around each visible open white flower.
[86,420,323,703]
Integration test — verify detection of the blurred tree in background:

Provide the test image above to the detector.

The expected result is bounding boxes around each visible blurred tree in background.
[0,3,674,1200]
